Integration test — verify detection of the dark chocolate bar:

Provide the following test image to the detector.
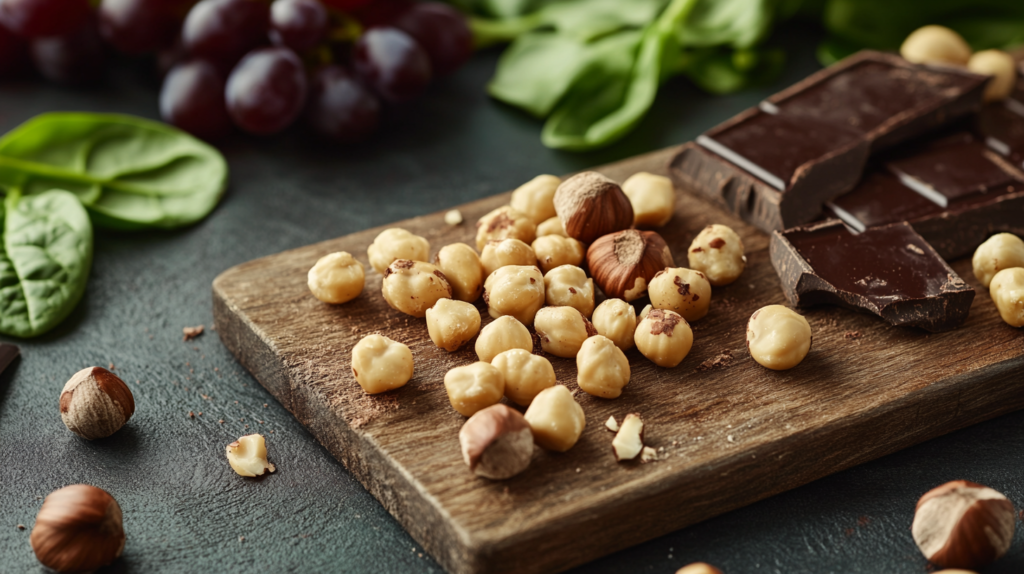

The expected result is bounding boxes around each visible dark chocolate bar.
[770,220,974,332]
[978,76,1024,168]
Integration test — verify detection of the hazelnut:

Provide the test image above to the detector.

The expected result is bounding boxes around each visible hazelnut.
[59,367,135,440]
[532,235,585,273]
[900,25,971,67]
[591,298,636,351]
[534,306,597,358]
[622,172,675,227]
[554,171,634,244]
[491,348,556,406]
[444,209,463,226]
[605,416,619,432]
[640,446,658,463]
[475,205,537,251]
[459,404,533,480]
[351,334,414,394]
[611,412,644,461]
[972,233,1024,287]
[225,434,276,477]
[912,480,1016,570]
[746,305,811,370]
[307,251,365,304]
[648,267,712,321]
[543,264,595,317]
[510,174,561,224]
[475,315,533,363]
[367,228,430,275]
[968,50,1017,102]
[587,229,674,301]
[676,563,723,574]
[483,265,545,325]
[989,267,1024,327]
[524,385,585,452]
[480,238,537,277]
[381,259,452,317]
[635,306,693,368]
[434,243,484,303]
[577,335,630,399]
[536,216,567,237]
[426,298,481,352]
[30,484,125,573]
[687,224,746,286]
[444,362,505,417]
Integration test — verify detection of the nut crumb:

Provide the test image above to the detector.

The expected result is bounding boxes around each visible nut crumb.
[444,209,463,226]
[695,351,733,372]
[183,325,205,341]
[188,411,195,418]
[218,419,224,424]
[906,243,925,255]
[640,446,658,463]
[727,435,735,443]
[843,331,862,340]
[239,536,245,543]
[16,524,25,530]
[108,363,115,370]
[575,467,581,473]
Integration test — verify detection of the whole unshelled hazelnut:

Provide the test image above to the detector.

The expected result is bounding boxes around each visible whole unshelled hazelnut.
[554,171,634,244]
[30,484,126,573]
[459,404,533,480]
[587,229,674,301]
[912,480,1016,570]
[60,367,135,440]
[475,205,537,251]
[675,563,723,574]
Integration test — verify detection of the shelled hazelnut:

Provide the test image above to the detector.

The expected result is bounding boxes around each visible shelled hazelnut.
[491,349,556,406]
[444,362,505,417]
[475,206,537,251]
[459,404,534,480]
[481,238,537,277]
[367,228,430,275]
[622,172,675,227]
[434,243,484,303]
[534,306,597,358]
[543,265,595,317]
[351,334,414,394]
[307,251,365,304]
[554,171,634,244]
[592,298,636,351]
[972,233,1024,287]
[30,484,125,573]
[990,268,1024,327]
[510,174,561,225]
[900,25,971,66]
[524,385,586,452]
[426,299,482,352]
[611,413,643,460]
[912,480,1016,569]
[532,235,585,273]
[225,434,276,477]
[648,267,712,321]
[687,224,746,286]
[968,50,1017,102]
[577,335,630,399]
[635,306,693,368]
[483,265,545,325]
[746,305,811,370]
[475,315,533,362]
[381,259,452,317]
[536,216,567,237]
[676,563,723,574]
[60,367,135,440]
[587,229,674,301]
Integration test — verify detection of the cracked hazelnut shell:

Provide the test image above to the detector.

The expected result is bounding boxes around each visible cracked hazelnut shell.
[554,172,633,244]
[587,229,674,301]
[911,480,1016,570]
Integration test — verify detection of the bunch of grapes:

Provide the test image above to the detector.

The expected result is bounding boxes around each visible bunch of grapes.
[0,0,472,142]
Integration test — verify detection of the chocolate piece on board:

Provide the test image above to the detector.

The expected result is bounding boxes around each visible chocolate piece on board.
[770,220,974,332]
[978,77,1024,167]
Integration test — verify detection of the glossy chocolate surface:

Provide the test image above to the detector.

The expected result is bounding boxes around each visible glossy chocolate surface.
[887,132,1018,205]
[827,170,942,231]
[979,98,1024,166]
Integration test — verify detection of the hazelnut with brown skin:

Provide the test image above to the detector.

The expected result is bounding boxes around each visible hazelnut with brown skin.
[912,480,1016,570]
[459,404,533,480]
[60,367,135,440]
[676,564,723,574]
[554,172,634,244]
[30,484,126,573]
[648,267,712,322]
[588,229,674,301]
[475,206,537,251]
[381,259,452,317]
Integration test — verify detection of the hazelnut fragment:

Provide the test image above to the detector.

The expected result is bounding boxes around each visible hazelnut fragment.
[367,228,430,275]
[912,480,1016,570]
[475,206,537,251]
[622,172,675,227]
[536,216,567,237]
[746,305,811,370]
[687,224,746,286]
[481,238,537,277]
[434,243,484,303]
[524,385,585,452]
[491,349,556,406]
[972,233,1024,287]
[351,334,414,394]
[648,267,711,321]
[900,25,971,66]
[307,251,365,304]
[30,484,125,573]
[544,264,595,317]
[612,413,644,461]
[534,306,597,358]
[968,50,1017,102]
[577,335,630,399]
[381,259,452,317]
[587,229,674,301]
[444,209,463,226]
[605,416,619,432]
[676,563,723,574]
[60,367,135,440]
[554,171,634,244]
[475,315,533,363]
[426,299,481,352]
[444,362,505,417]
[459,404,533,480]
[510,174,561,224]
[591,298,636,351]
[225,434,276,477]
[483,265,545,325]
[640,446,658,462]
[634,307,693,368]
[532,235,585,273]
[989,267,1024,327]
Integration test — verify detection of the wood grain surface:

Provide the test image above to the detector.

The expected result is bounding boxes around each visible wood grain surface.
[212,145,1024,574]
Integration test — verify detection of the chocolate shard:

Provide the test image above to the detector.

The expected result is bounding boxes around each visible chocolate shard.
[770,220,974,333]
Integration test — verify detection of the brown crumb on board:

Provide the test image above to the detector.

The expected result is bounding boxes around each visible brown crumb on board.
[695,351,733,372]
[350,393,401,429]
[843,331,862,340]
[183,325,205,341]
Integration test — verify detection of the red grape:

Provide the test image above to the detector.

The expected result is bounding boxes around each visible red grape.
[351,0,412,28]
[182,0,268,70]
[306,65,380,143]
[225,46,307,135]
[320,0,374,12]
[30,17,104,85]
[99,0,186,54]
[0,22,28,76]
[269,0,327,54]
[161,59,232,140]
[0,0,90,38]
[353,27,431,103]
[393,3,471,76]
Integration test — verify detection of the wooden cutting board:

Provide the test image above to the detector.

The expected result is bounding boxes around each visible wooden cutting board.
[212,145,1024,574]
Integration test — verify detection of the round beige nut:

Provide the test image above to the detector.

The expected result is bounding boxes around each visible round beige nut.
[491,349,556,406]
[746,305,812,370]
[900,25,971,67]
[648,267,712,321]
[969,50,1018,102]
[475,205,537,251]
[622,172,674,227]
[536,216,567,237]
[534,306,597,358]
[990,267,1024,327]
[687,224,745,286]
[524,385,585,452]
[483,265,545,325]
[543,264,594,317]
[675,564,723,574]
[576,335,630,399]
[532,235,585,274]
[307,252,365,304]
[381,260,453,317]
[434,243,484,303]
[510,174,561,224]
[444,362,505,417]
[592,298,636,351]
[972,233,1024,287]
[481,238,537,277]
[351,334,413,394]
[635,307,693,368]
[426,299,481,352]
[367,228,430,275]
[475,316,533,363]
